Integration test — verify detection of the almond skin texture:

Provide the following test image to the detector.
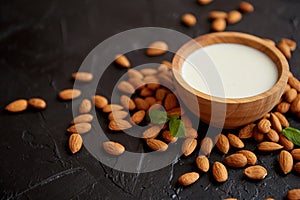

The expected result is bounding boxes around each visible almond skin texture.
[238,123,255,139]
[269,113,282,132]
[286,189,300,200]
[117,81,135,94]
[69,134,83,154]
[144,97,156,106]
[215,134,230,154]
[164,93,178,111]
[181,13,197,27]
[285,88,298,103]
[185,128,198,139]
[196,155,210,172]
[109,119,132,131]
[274,112,289,127]
[227,10,242,24]
[115,54,130,68]
[143,126,161,139]
[178,172,199,186]
[288,76,300,92]
[238,1,254,13]
[120,95,136,111]
[79,99,92,114]
[294,162,300,174]
[279,150,293,174]
[276,102,290,113]
[67,123,91,134]
[130,110,145,124]
[155,88,168,101]
[212,162,228,182]
[279,134,294,151]
[211,18,226,32]
[266,129,279,143]
[258,142,283,152]
[140,88,153,97]
[108,110,128,120]
[238,150,257,165]
[208,11,228,19]
[290,96,300,113]
[244,165,267,180]
[28,98,46,110]
[162,130,178,143]
[253,127,265,142]
[70,114,93,124]
[146,139,168,152]
[59,89,81,100]
[6,99,28,113]
[134,98,150,110]
[146,41,168,56]
[103,141,125,155]
[223,153,247,168]
[200,137,213,155]
[291,149,300,160]
[182,138,197,156]
[228,133,244,149]
[257,118,271,133]
[102,104,124,113]
[92,95,108,109]
[72,72,93,82]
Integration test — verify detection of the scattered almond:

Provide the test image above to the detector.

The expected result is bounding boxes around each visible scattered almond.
[79,99,92,114]
[130,110,145,124]
[167,107,184,116]
[238,1,254,13]
[238,150,257,165]
[185,128,198,138]
[146,41,168,56]
[257,118,271,133]
[120,95,136,111]
[211,18,226,32]
[143,125,161,139]
[238,123,255,139]
[69,133,83,154]
[178,172,199,186]
[117,81,135,94]
[291,149,300,160]
[92,95,108,109]
[200,137,213,155]
[28,98,46,110]
[228,133,244,149]
[182,138,197,156]
[223,153,247,168]
[269,113,282,132]
[59,89,81,100]
[164,93,178,111]
[103,141,125,155]
[70,114,93,124]
[155,88,168,101]
[115,54,130,68]
[134,98,149,110]
[181,13,197,27]
[288,76,300,92]
[266,129,280,143]
[108,110,128,120]
[253,126,265,142]
[274,112,289,127]
[146,139,168,151]
[276,101,290,113]
[212,162,228,182]
[286,189,300,200]
[162,130,178,143]
[257,141,283,152]
[285,88,297,103]
[294,162,300,174]
[279,150,293,174]
[127,69,144,80]
[208,11,228,19]
[215,134,230,154]
[102,104,124,113]
[281,38,297,51]
[72,72,93,82]
[144,97,156,106]
[196,155,210,172]
[290,96,300,113]
[67,123,91,134]
[198,0,212,5]
[244,165,267,180]
[181,115,193,128]
[140,68,157,76]
[109,119,132,131]
[227,10,242,24]
[279,134,294,151]
[277,41,291,59]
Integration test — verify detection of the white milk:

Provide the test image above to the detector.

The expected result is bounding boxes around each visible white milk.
[181,43,278,98]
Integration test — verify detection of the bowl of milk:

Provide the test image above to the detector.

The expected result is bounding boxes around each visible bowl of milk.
[172,32,289,129]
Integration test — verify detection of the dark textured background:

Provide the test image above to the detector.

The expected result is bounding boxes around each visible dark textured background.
[1,0,300,199]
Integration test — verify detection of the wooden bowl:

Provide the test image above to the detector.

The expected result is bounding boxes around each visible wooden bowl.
[172,32,289,129]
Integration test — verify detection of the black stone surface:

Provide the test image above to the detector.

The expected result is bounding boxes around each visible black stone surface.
[1,0,300,199]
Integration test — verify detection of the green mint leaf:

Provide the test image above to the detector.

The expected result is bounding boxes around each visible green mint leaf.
[147,110,168,124]
[282,127,300,146]
[169,118,186,138]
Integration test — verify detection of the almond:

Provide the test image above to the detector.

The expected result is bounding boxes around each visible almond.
[5,99,28,113]
[227,10,242,24]
[208,11,228,19]
[223,153,247,168]
[58,89,81,100]
[146,41,168,56]
[266,129,279,143]
[288,76,300,92]
[182,138,197,156]
[92,95,108,109]
[164,93,178,111]
[276,101,290,113]
[147,83,161,91]
[144,97,156,106]
[215,134,230,154]
[72,72,93,82]
[134,98,149,110]
[284,84,292,94]
[103,141,125,155]
[162,130,178,143]
[130,110,145,124]
[257,118,271,133]
[294,162,300,174]
[181,115,193,128]
[143,126,161,139]
[196,155,210,172]
[291,149,300,160]
[140,87,153,97]
[185,128,198,138]
[109,119,132,131]
[200,137,213,155]
[281,38,297,51]
[67,123,91,134]
[228,133,244,148]
[69,133,82,154]
[238,123,255,139]
[286,189,300,200]
[290,96,300,113]
[211,18,226,32]
[274,112,289,127]
[167,107,184,116]
[198,0,212,5]
[181,13,197,27]
[28,98,46,110]
[277,41,291,59]
[285,88,298,103]
[263,38,276,46]
[146,139,168,151]
[257,141,283,152]
[279,150,293,174]
[178,172,199,186]
[269,113,282,133]
[102,104,124,113]
[108,110,128,120]
[115,54,130,68]
[79,99,92,114]
[212,162,228,182]
[117,81,135,94]
[279,134,294,151]
[238,1,254,13]
[120,95,136,111]
[129,77,146,89]
[140,68,157,76]
[238,150,257,165]
[253,126,265,142]
[155,88,168,101]
[70,114,93,124]
[127,69,143,80]
[244,165,267,180]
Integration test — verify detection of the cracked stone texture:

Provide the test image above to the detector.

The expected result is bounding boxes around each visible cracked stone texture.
[1,0,300,199]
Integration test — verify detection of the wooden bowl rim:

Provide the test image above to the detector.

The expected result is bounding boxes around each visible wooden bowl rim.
[172,32,289,104]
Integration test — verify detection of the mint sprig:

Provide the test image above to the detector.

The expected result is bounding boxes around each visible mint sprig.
[282,127,300,146]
